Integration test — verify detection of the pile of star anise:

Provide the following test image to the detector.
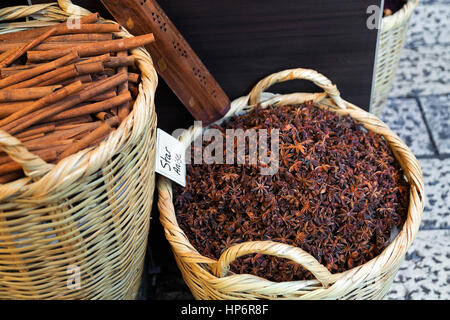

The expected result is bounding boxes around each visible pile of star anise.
[173,102,410,282]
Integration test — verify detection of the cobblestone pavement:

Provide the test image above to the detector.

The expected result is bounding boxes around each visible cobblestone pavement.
[381,0,450,300]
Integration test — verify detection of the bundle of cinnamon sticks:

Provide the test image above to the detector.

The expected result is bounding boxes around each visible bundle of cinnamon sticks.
[0,13,155,183]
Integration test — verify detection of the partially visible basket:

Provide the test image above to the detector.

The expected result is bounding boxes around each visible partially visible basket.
[158,67,424,300]
[0,0,157,299]
[372,0,419,115]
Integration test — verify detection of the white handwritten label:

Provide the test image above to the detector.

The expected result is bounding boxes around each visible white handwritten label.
[156,128,186,187]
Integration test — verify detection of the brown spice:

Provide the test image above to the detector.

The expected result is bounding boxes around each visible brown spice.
[174,103,410,282]
[0,22,145,183]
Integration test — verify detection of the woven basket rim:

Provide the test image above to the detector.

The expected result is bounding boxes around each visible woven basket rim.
[157,67,424,297]
[0,1,158,199]
[382,0,419,31]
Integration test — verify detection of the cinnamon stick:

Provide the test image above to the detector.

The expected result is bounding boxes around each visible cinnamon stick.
[4,73,128,134]
[0,85,62,102]
[0,46,20,64]
[78,53,111,65]
[60,117,118,158]
[20,133,45,142]
[104,55,135,68]
[0,51,79,89]
[0,27,57,69]
[50,115,93,128]
[0,42,89,53]
[0,53,110,78]
[0,64,37,78]
[0,33,114,51]
[100,68,116,77]
[23,139,74,152]
[0,81,83,129]
[0,13,100,41]
[15,124,56,139]
[39,62,103,87]
[0,101,34,118]
[33,122,104,142]
[60,74,93,86]
[9,59,100,89]
[87,89,116,101]
[27,34,155,62]
[95,112,114,121]
[48,92,131,121]
[127,72,140,84]
[45,33,113,42]
[117,51,130,121]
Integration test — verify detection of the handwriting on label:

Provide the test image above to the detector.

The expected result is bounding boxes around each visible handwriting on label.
[156,128,186,186]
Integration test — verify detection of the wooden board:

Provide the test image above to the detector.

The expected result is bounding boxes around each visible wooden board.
[100,0,231,125]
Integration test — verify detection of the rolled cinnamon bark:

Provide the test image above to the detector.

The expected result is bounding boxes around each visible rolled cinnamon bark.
[87,89,117,101]
[0,85,62,102]
[9,60,101,89]
[60,74,92,86]
[0,46,20,64]
[78,53,111,65]
[0,33,114,51]
[33,122,105,142]
[15,124,56,139]
[0,51,79,89]
[48,92,131,121]
[95,112,114,121]
[127,72,140,84]
[4,73,128,134]
[75,61,105,75]
[59,116,118,158]
[30,33,112,43]
[0,64,37,78]
[117,51,130,121]
[0,27,57,68]
[40,62,103,87]
[100,68,116,77]
[0,42,86,53]
[0,101,34,118]
[50,115,93,128]
[46,33,113,42]
[0,81,83,129]
[23,139,73,152]
[20,133,45,142]
[104,55,135,68]
[0,54,110,78]
[27,34,155,62]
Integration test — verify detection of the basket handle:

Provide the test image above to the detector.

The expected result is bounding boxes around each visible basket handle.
[0,129,54,180]
[248,68,346,109]
[214,240,334,287]
[58,0,92,16]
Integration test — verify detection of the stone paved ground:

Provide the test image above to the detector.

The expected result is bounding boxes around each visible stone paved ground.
[380,0,450,300]
[141,0,450,300]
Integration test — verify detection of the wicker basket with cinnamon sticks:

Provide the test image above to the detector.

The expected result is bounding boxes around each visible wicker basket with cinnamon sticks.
[0,0,157,300]
[0,13,154,183]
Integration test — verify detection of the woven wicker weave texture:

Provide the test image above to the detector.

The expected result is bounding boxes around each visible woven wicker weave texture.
[158,67,424,300]
[0,0,158,299]
[372,0,418,116]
